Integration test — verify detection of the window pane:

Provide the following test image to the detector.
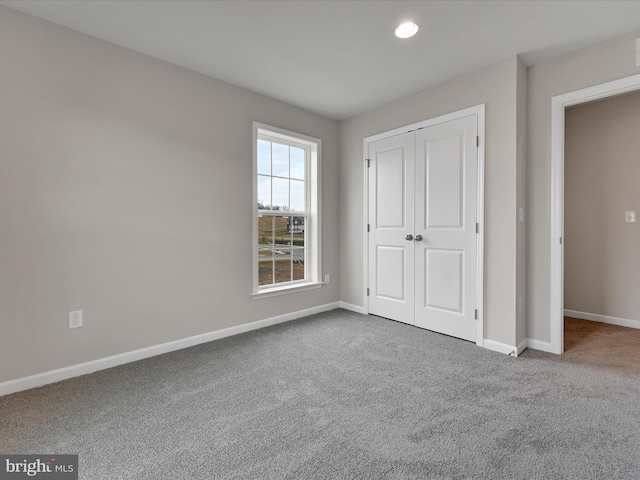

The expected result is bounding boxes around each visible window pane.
[272,177,289,211]
[257,175,271,209]
[290,147,305,180]
[273,260,292,284]
[292,217,305,281]
[258,216,274,285]
[293,254,305,280]
[274,216,292,284]
[272,142,289,177]
[258,215,274,246]
[259,260,273,286]
[257,139,271,175]
[290,180,305,212]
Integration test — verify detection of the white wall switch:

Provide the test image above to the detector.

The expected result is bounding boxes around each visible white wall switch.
[637,38,640,67]
[69,310,83,329]
[519,207,524,223]
[625,211,636,223]
[325,274,330,284]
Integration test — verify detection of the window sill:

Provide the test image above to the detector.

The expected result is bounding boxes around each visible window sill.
[251,282,324,300]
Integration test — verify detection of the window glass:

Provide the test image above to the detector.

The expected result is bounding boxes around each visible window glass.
[257,139,271,175]
[290,147,305,180]
[257,175,271,209]
[290,180,305,212]
[272,143,289,177]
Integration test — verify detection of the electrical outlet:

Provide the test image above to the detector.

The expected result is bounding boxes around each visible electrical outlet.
[325,274,330,284]
[625,211,636,223]
[69,310,83,329]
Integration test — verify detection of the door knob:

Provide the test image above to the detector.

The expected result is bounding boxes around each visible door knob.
[405,234,414,241]
[415,235,423,241]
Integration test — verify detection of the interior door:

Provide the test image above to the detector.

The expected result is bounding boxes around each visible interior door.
[367,131,415,325]
[367,114,479,342]
[414,116,478,341]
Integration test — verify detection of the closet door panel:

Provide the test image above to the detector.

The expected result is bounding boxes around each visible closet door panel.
[367,131,415,325]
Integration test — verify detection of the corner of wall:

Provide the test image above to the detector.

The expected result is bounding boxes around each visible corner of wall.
[516,56,528,345]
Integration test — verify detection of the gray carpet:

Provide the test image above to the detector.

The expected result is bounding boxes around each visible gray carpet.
[1,309,639,479]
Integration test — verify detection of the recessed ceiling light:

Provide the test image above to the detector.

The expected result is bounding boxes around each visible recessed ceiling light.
[395,22,418,39]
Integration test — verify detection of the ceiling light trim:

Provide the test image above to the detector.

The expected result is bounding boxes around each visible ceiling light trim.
[395,22,418,39]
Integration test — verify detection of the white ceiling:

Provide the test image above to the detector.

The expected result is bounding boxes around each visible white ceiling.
[3,0,640,120]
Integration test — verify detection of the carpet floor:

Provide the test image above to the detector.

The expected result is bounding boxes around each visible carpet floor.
[1,309,639,479]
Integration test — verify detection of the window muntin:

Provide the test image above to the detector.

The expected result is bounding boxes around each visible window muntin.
[253,123,321,296]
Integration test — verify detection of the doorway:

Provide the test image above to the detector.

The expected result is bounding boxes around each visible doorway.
[550,73,640,354]
[364,105,485,345]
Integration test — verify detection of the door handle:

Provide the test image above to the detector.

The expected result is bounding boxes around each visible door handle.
[415,235,423,241]
[405,234,414,241]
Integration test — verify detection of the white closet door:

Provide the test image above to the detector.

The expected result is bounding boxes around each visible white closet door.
[414,115,478,342]
[367,131,415,325]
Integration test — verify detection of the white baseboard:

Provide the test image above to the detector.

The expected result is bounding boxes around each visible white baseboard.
[526,338,554,353]
[516,338,528,356]
[0,302,340,397]
[483,339,519,357]
[338,301,366,314]
[564,309,640,330]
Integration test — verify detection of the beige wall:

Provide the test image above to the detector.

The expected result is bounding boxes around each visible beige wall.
[527,30,640,342]
[339,56,523,347]
[0,7,339,383]
[564,91,640,321]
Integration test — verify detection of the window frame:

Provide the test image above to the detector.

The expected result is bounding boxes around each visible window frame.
[251,122,322,299]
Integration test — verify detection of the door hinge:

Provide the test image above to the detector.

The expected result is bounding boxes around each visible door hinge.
[476,223,479,234]
[475,309,478,320]
[560,237,563,244]
[476,136,479,147]
[366,158,371,167]
[367,224,370,232]
[367,288,370,296]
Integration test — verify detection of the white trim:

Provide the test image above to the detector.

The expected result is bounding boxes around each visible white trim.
[363,138,370,315]
[0,302,339,397]
[564,309,640,330]
[364,104,487,143]
[550,94,565,355]
[338,301,366,314]
[550,73,640,355]
[516,338,528,356]
[251,282,323,299]
[475,105,486,347]
[526,338,554,353]
[483,339,518,356]
[363,104,486,347]
[252,121,322,296]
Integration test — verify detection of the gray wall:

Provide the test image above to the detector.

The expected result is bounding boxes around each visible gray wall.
[527,29,640,342]
[0,7,339,383]
[5,4,640,385]
[564,91,640,321]
[339,56,523,347]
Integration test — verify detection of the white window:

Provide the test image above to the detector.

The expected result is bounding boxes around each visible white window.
[252,122,322,298]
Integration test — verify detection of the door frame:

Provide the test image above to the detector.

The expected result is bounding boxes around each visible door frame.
[363,104,486,346]
[550,73,640,354]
